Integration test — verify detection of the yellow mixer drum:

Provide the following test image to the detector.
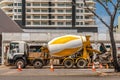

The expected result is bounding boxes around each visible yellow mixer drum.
[48,35,86,57]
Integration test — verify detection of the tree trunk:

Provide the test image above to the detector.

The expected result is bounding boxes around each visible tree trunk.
[109,29,120,72]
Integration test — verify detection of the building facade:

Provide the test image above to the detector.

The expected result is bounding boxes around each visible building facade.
[0,0,98,32]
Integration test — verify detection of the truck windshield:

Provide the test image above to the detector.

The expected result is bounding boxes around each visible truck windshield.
[10,43,19,53]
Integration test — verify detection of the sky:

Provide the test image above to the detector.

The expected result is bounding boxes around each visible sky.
[95,0,119,33]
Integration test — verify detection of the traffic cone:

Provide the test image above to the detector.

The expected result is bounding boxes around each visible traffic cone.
[50,64,54,72]
[99,63,103,69]
[92,63,96,72]
[106,64,109,69]
[18,64,22,71]
[87,62,90,68]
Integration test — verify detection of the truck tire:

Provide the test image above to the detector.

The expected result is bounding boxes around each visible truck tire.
[64,59,73,68]
[33,60,43,69]
[15,59,26,68]
[76,59,87,68]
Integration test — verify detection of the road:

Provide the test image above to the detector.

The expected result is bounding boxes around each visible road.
[0,75,120,80]
[0,65,120,80]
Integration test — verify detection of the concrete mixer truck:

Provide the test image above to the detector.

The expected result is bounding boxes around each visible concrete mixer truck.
[6,35,101,69]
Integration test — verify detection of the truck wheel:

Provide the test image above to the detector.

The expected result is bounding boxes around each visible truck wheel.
[64,59,73,68]
[33,60,43,69]
[15,59,25,68]
[76,59,87,68]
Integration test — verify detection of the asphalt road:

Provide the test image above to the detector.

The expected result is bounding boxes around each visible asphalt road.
[0,76,120,80]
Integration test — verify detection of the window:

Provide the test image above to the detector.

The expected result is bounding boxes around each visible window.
[66,9,72,13]
[76,22,79,25]
[18,15,22,18]
[14,15,17,18]
[80,10,83,13]
[51,16,55,19]
[33,3,40,6]
[51,3,55,6]
[33,21,40,25]
[58,3,64,6]
[57,22,63,25]
[33,9,40,12]
[66,22,71,25]
[66,16,71,19]
[80,22,83,25]
[57,16,63,19]
[41,3,48,6]
[14,3,17,6]
[41,16,47,19]
[18,9,22,12]
[14,9,17,12]
[51,22,55,25]
[33,15,40,19]
[27,21,31,25]
[41,9,48,12]
[51,9,55,12]
[66,3,71,6]
[41,21,48,25]
[58,10,64,12]
[80,16,83,19]
[76,10,79,12]
[27,3,31,6]
[27,15,31,19]
[18,3,22,6]
[76,16,79,19]
[27,9,31,12]
[10,43,19,53]
[8,4,13,6]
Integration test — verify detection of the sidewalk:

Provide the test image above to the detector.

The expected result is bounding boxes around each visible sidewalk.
[0,65,120,76]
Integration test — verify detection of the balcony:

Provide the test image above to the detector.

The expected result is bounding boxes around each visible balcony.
[0,0,13,4]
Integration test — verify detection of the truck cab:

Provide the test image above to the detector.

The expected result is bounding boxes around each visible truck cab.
[8,41,28,68]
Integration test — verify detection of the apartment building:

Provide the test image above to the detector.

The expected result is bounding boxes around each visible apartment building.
[0,0,98,32]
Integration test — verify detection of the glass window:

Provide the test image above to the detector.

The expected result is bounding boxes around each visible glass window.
[51,16,55,19]
[66,22,71,25]
[33,3,40,6]
[76,10,79,12]
[51,22,55,25]
[57,22,63,25]
[33,21,40,25]
[33,15,40,19]
[18,9,22,12]
[14,15,17,18]
[18,3,22,6]
[27,9,31,12]
[80,16,83,19]
[76,16,79,19]
[80,22,83,25]
[58,3,64,6]
[27,3,31,6]
[58,16,63,19]
[66,16,71,19]
[41,9,48,12]
[76,22,79,25]
[66,3,71,6]
[14,3,17,6]
[66,9,72,12]
[27,15,31,18]
[33,9,40,12]
[27,21,31,25]
[10,43,19,53]
[41,21,48,25]
[58,10,64,12]
[41,3,48,6]
[18,15,22,18]
[14,9,17,12]
[41,16,47,19]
